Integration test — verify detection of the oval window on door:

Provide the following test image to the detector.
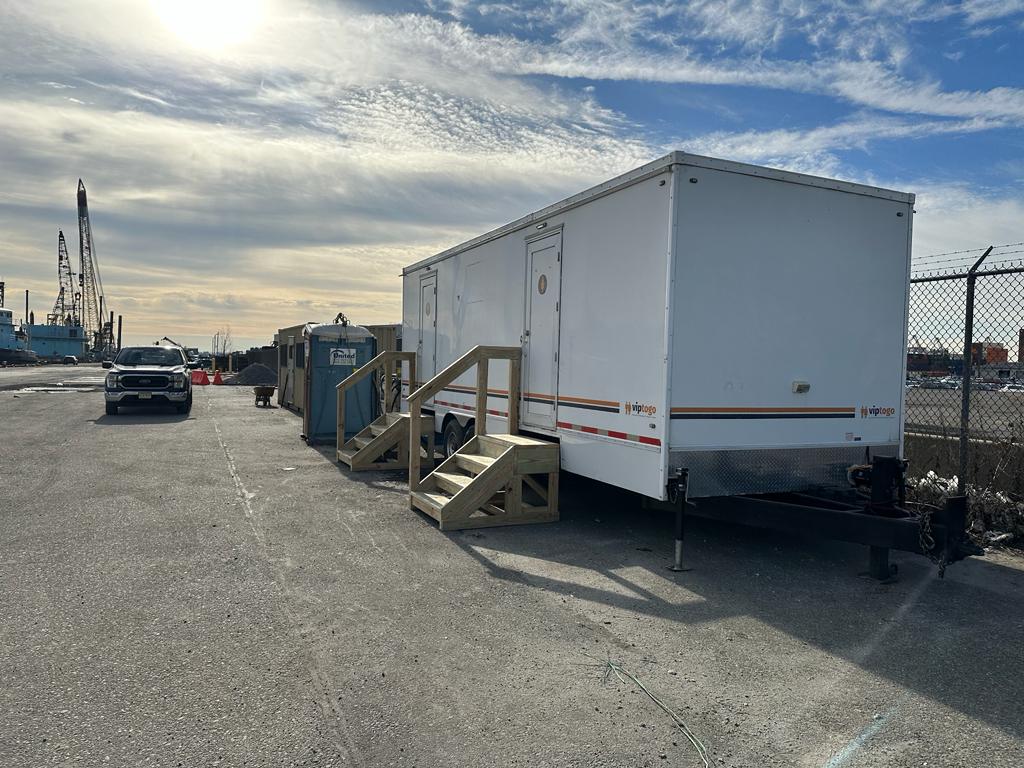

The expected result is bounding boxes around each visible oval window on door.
[537,274,547,295]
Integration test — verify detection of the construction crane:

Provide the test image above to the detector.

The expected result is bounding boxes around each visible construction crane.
[46,230,78,326]
[77,179,115,355]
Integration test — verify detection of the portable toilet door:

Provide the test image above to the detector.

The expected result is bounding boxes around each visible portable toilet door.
[302,324,377,444]
[280,334,297,408]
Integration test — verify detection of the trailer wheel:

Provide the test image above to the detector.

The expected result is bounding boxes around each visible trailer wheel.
[442,419,465,459]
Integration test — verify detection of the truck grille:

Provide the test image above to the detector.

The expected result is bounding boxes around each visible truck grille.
[121,374,170,389]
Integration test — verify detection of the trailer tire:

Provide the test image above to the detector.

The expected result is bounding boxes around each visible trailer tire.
[442,419,465,459]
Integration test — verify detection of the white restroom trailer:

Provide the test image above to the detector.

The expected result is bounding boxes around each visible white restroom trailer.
[402,152,913,504]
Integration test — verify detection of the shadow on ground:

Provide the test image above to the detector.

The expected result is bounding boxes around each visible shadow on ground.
[91,407,191,425]
[447,473,1024,743]
[275,407,1023,745]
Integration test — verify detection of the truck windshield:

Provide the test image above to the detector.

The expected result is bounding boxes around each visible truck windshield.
[115,347,184,367]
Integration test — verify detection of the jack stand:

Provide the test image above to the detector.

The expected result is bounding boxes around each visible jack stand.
[868,545,897,581]
[667,469,691,573]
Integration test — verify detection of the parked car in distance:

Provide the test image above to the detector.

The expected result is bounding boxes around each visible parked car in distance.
[62,355,78,365]
[920,378,958,390]
[103,345,198,415]
[1000,383,1024,393]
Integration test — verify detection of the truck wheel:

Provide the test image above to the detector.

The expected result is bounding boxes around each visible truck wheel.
[176,393,192,414]
[105,403,118,416]
[442,419,465,458]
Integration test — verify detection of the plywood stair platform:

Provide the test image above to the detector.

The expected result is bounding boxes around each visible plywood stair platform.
[410,433,559,530]
[337,412,435,471]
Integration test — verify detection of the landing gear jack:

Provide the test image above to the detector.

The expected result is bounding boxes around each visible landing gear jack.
[667,469,691,573]
[868,546,897,581]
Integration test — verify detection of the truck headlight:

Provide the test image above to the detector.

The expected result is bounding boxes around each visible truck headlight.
[105,372,119,388]
[173,373,187,387]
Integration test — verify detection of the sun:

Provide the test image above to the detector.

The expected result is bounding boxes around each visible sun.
[151,0,266,50]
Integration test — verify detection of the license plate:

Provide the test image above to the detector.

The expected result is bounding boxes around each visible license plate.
[138,392,152,400]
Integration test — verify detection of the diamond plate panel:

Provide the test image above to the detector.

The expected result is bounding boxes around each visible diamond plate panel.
[669,445,900,498]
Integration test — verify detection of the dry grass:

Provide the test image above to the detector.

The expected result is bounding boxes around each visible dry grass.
[909,470,1024,546]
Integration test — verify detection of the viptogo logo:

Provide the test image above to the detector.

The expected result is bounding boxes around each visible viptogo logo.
[860,405,896,418]
[625,401,658,417]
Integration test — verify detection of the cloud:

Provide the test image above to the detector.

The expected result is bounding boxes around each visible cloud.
[911,185,1024,264]
[960,0,1024,24]
[680,115,1009,181]
[0,0,1021,348]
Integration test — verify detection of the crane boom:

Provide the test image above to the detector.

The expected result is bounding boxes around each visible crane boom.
[47,230,78,325]
[77,179,114,354]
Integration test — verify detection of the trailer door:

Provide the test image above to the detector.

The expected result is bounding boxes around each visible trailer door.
[523,232,562,429]
[418,273,437,387]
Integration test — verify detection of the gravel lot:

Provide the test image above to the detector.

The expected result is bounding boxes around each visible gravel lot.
[2,375,1022,767]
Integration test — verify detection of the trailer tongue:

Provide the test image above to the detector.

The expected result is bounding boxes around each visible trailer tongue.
[664,457,980,579]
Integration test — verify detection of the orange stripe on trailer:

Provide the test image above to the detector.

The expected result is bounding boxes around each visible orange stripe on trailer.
[671,406,855,413]
[433,398,509,418]
[556,393,621,408]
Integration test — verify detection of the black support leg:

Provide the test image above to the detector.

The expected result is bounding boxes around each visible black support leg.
[667,470,690,573]
[868,545,896,581]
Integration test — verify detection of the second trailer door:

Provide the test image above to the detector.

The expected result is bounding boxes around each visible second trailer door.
[523,232,562,429]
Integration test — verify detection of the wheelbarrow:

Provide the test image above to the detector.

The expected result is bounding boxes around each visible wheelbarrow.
[253,385,276,407]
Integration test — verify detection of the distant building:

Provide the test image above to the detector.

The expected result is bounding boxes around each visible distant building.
[23,323,88,360]
[985,344,1009,363]
[907,346,952,374]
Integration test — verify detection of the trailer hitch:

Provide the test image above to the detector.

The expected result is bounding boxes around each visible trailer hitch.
[850,456,980,578]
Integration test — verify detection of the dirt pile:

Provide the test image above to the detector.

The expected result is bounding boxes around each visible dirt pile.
[227,363,277,387]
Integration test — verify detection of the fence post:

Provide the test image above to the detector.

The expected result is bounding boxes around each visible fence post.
[958,246,993,495]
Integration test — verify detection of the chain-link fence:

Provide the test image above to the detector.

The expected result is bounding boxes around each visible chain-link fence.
[906,249,1024,498]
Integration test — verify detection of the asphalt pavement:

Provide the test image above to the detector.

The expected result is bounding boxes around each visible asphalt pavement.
[0,362,105,391]
[2,383,1022,767]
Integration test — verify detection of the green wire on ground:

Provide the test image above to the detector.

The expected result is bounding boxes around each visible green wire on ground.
[584,655,711,768]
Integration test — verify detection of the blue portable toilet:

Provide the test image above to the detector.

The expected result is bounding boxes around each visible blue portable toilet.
[302,323,377,444]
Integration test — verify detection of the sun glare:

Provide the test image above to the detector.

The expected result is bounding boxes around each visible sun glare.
[151,0,266,50]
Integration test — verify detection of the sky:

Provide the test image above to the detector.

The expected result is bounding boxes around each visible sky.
[1,0,1023,351]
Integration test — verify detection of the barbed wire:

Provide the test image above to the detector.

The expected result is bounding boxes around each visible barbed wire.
[914,241,1024,263]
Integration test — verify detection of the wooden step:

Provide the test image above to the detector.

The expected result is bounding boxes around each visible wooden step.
[455,453,496,475]
[410,490,452,520]
[483,433,556,448]
[337,448,355,465]
[352,435,373,449]
[369,421,390,436]
[472,435,511,459]
[433,470,473,495]
[477,434,559,474]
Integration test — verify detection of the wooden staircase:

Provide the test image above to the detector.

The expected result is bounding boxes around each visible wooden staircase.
[407,345,560,531]
[336,351,434,472]
[337,411,435,471]
[410,433,559,530]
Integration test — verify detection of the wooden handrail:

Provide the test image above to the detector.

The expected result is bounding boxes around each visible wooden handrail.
[408,345,521,491]
[337,351,416,453]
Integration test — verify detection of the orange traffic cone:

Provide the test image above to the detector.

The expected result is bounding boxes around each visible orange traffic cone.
[212,370,224,385]
[191,370,210,385]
